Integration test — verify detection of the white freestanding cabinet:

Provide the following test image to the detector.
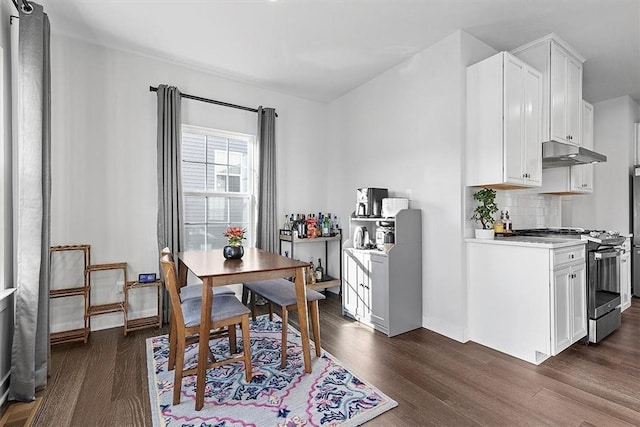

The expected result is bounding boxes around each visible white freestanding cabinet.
[342,209,422,337]
[550,245,587,355]
[467,240,587,364]
[466,51,543,188]
[539,100,594,194]
[621,238,632,312]
[512,33,585,146]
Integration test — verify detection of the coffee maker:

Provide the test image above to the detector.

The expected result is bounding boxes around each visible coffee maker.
[356,188,388,217]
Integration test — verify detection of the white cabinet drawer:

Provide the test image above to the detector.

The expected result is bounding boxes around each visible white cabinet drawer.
[553,245,585,267]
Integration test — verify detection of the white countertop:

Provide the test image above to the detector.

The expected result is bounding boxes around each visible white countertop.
[466,236,586,249]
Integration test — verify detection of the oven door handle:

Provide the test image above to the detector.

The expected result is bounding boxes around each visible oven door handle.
[594,250,622,260]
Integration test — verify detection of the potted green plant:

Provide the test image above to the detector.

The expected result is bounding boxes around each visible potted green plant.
[471,188,498,239]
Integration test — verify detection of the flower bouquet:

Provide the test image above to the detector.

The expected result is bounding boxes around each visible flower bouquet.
[223,226,246,259]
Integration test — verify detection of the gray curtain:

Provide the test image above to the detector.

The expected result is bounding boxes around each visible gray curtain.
[256,107,278,253]
[156,85,183,322]
[10,2,51,402]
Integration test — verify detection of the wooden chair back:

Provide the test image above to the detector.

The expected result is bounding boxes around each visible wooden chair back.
[160,252,185,331]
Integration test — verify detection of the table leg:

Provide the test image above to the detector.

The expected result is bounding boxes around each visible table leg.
[195,277,213,411]
[177,258,188,287]
[294,266,312,373]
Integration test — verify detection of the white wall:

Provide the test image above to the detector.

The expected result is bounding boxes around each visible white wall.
[327,30,496,342]
[566,95,640,232]
[49,34,329,330]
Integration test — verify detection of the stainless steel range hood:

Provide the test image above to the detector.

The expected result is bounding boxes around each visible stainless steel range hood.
[542,141,607,169]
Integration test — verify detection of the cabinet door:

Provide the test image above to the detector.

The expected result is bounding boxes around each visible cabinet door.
[570,262,587,342]
[550,44,569,144]
[504,55,526,185]
[355,254,371,320]
[369,254,389,329]
[566,56,583,146]
[621,251,631,311]
[342,250,360,316]
[552,265,572,355]
[569,100,593,193]
[581,100,593,191]
[523,65,543,185]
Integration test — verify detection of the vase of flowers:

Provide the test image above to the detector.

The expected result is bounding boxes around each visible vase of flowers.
[223,226,246,259]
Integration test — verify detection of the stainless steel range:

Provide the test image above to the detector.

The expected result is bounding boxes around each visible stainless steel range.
[514,228,625,343]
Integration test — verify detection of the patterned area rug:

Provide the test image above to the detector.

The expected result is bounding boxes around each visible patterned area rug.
[146,315,397,426]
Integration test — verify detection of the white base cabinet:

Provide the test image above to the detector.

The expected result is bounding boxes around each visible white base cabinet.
[550,245,587,355]
[467,240,587,364]
[343,250,389,331]
[342,209,422,337]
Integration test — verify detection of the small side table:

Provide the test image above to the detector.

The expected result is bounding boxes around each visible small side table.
[124,279,163,335]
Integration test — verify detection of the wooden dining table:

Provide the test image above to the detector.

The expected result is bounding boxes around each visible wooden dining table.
[177,247,311,411]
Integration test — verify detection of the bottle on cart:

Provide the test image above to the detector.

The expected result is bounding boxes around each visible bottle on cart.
[308,259,316,284]
[315,258,324,281]
[322,215,331,237]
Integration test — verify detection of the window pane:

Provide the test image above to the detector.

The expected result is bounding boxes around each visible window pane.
[214,165,228,191]
[184,195,206,223]
[183,162,206,191]
[208,138,227,163]
[229,138,248,156]
[185,225,206,251]
[229,151,242,167]
[183,132,206,162]
[229,198,248,224]
[206,164,214,191]
[228,176,240,192]
[207,196,227,223]
[206,224,228,250]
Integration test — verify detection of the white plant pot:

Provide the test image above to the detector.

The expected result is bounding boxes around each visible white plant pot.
[475,229,495,239]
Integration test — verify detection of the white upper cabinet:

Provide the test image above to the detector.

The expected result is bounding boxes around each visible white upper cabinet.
[466,51,543,188]
[512,33,585,147]
[570,100,594,192]
[538,99,594,194]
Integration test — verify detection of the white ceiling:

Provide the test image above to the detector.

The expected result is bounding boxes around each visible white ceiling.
[42,0,640,104]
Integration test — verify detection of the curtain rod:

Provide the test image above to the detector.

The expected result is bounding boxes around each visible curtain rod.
[149,86,277,117]
[11,0,33,13]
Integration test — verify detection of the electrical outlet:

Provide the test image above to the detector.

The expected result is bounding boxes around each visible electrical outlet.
[116,281,124,294]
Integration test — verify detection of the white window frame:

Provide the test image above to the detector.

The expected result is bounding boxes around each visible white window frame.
[181,124,257,250]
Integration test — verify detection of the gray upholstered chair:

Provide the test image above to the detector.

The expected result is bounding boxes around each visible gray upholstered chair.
[160,252,252,406]
[180,282,236,301]
[243,278,324,368]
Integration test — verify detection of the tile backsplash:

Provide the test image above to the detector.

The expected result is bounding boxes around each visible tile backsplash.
[465,188,561,236]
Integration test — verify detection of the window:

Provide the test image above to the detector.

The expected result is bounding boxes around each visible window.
[181,125,256,251]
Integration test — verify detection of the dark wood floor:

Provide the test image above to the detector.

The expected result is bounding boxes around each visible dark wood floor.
[34,293,640,426]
